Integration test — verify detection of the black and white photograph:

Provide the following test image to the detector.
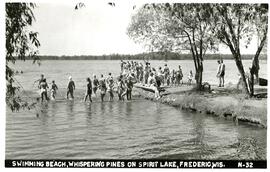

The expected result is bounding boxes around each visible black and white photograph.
[3,0,269,169]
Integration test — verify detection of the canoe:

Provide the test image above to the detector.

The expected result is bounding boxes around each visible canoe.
[134,84,166,93]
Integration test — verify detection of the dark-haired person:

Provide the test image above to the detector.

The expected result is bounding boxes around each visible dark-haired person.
[144,63,150,85]
[36,74,45,86]
[164,64,170,86]
[107,76,114,101]
[120,60,124,73]
[220,60,225,87]
[148,72,160,99]
[40,78,49,102]
[176,65,183,86]
[92,75,99,97]
[84,77,92,102]
[67,76,75,100]
[50,80,58,100]
[99,74,107,102]
[117,78,125,101]
[126,76,133,100]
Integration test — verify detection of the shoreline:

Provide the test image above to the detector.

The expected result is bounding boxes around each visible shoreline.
[133,85,267,128]
[19,85,267,129]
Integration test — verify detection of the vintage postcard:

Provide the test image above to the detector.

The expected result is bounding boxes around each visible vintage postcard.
[2,0,268,169]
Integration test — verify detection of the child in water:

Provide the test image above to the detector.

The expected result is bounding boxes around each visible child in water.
[84,77,92,102]
[67,76,75,100]
[99,74,107,102]
[50,80,58,100]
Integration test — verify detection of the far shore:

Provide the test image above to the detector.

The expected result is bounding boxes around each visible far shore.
[16,52,267,61]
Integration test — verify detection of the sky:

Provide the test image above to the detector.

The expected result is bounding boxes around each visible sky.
[31,2,146,56]
[30,2,260,56]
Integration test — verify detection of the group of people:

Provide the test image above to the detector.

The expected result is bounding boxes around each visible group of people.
[35,72,136,103]
[35,59,199,102]
[35,59,229,103]
[83,73,135,102]
[120,60,194,88]
[34,74,58,102]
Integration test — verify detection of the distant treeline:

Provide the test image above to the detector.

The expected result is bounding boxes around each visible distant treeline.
[36,52,267,60]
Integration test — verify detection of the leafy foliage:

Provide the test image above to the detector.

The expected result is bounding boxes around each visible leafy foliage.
[6,3,40,111]
[212,4,268,95]
[127,3,219,89]
[128,3,268,93]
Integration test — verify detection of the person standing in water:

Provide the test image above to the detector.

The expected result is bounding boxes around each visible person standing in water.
[92,75,99,97]
[117,76,125,101]
[40,78,49,102]
[126,76,133,100]
[84,77,92,102]
[50,80,58,100]
[67,76,75,100]
[99,74,107,102]
[37,74,49,101]
[107,74,114,101]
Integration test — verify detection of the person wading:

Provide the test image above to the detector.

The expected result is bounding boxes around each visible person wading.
[67,76,75,100]
[84,77,92,102]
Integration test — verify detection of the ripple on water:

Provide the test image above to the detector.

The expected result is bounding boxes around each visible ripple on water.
[6,98,266,160]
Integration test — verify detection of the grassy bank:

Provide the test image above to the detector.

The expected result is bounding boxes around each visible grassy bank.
[134,85,267,128]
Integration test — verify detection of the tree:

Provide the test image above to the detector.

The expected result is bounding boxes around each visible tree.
[212,4,268,96]
[249,4,268,96]
[6,3,40,111]
[127,3,218,89]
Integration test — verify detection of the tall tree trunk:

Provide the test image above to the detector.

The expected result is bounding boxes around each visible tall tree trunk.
[196,64,203,90]
[195,57,203,90]
[249,34,267,96]
[234,55,250,95]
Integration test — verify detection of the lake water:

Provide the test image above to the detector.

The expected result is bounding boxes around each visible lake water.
[6,60,267,159]
[11,60,267,90]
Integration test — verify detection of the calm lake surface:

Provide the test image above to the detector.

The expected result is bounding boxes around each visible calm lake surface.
[6,60,267,159]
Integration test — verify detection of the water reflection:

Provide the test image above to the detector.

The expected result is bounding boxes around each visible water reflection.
[100,102,106,115]
[85,104,92,126]
[66,101,74,115]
